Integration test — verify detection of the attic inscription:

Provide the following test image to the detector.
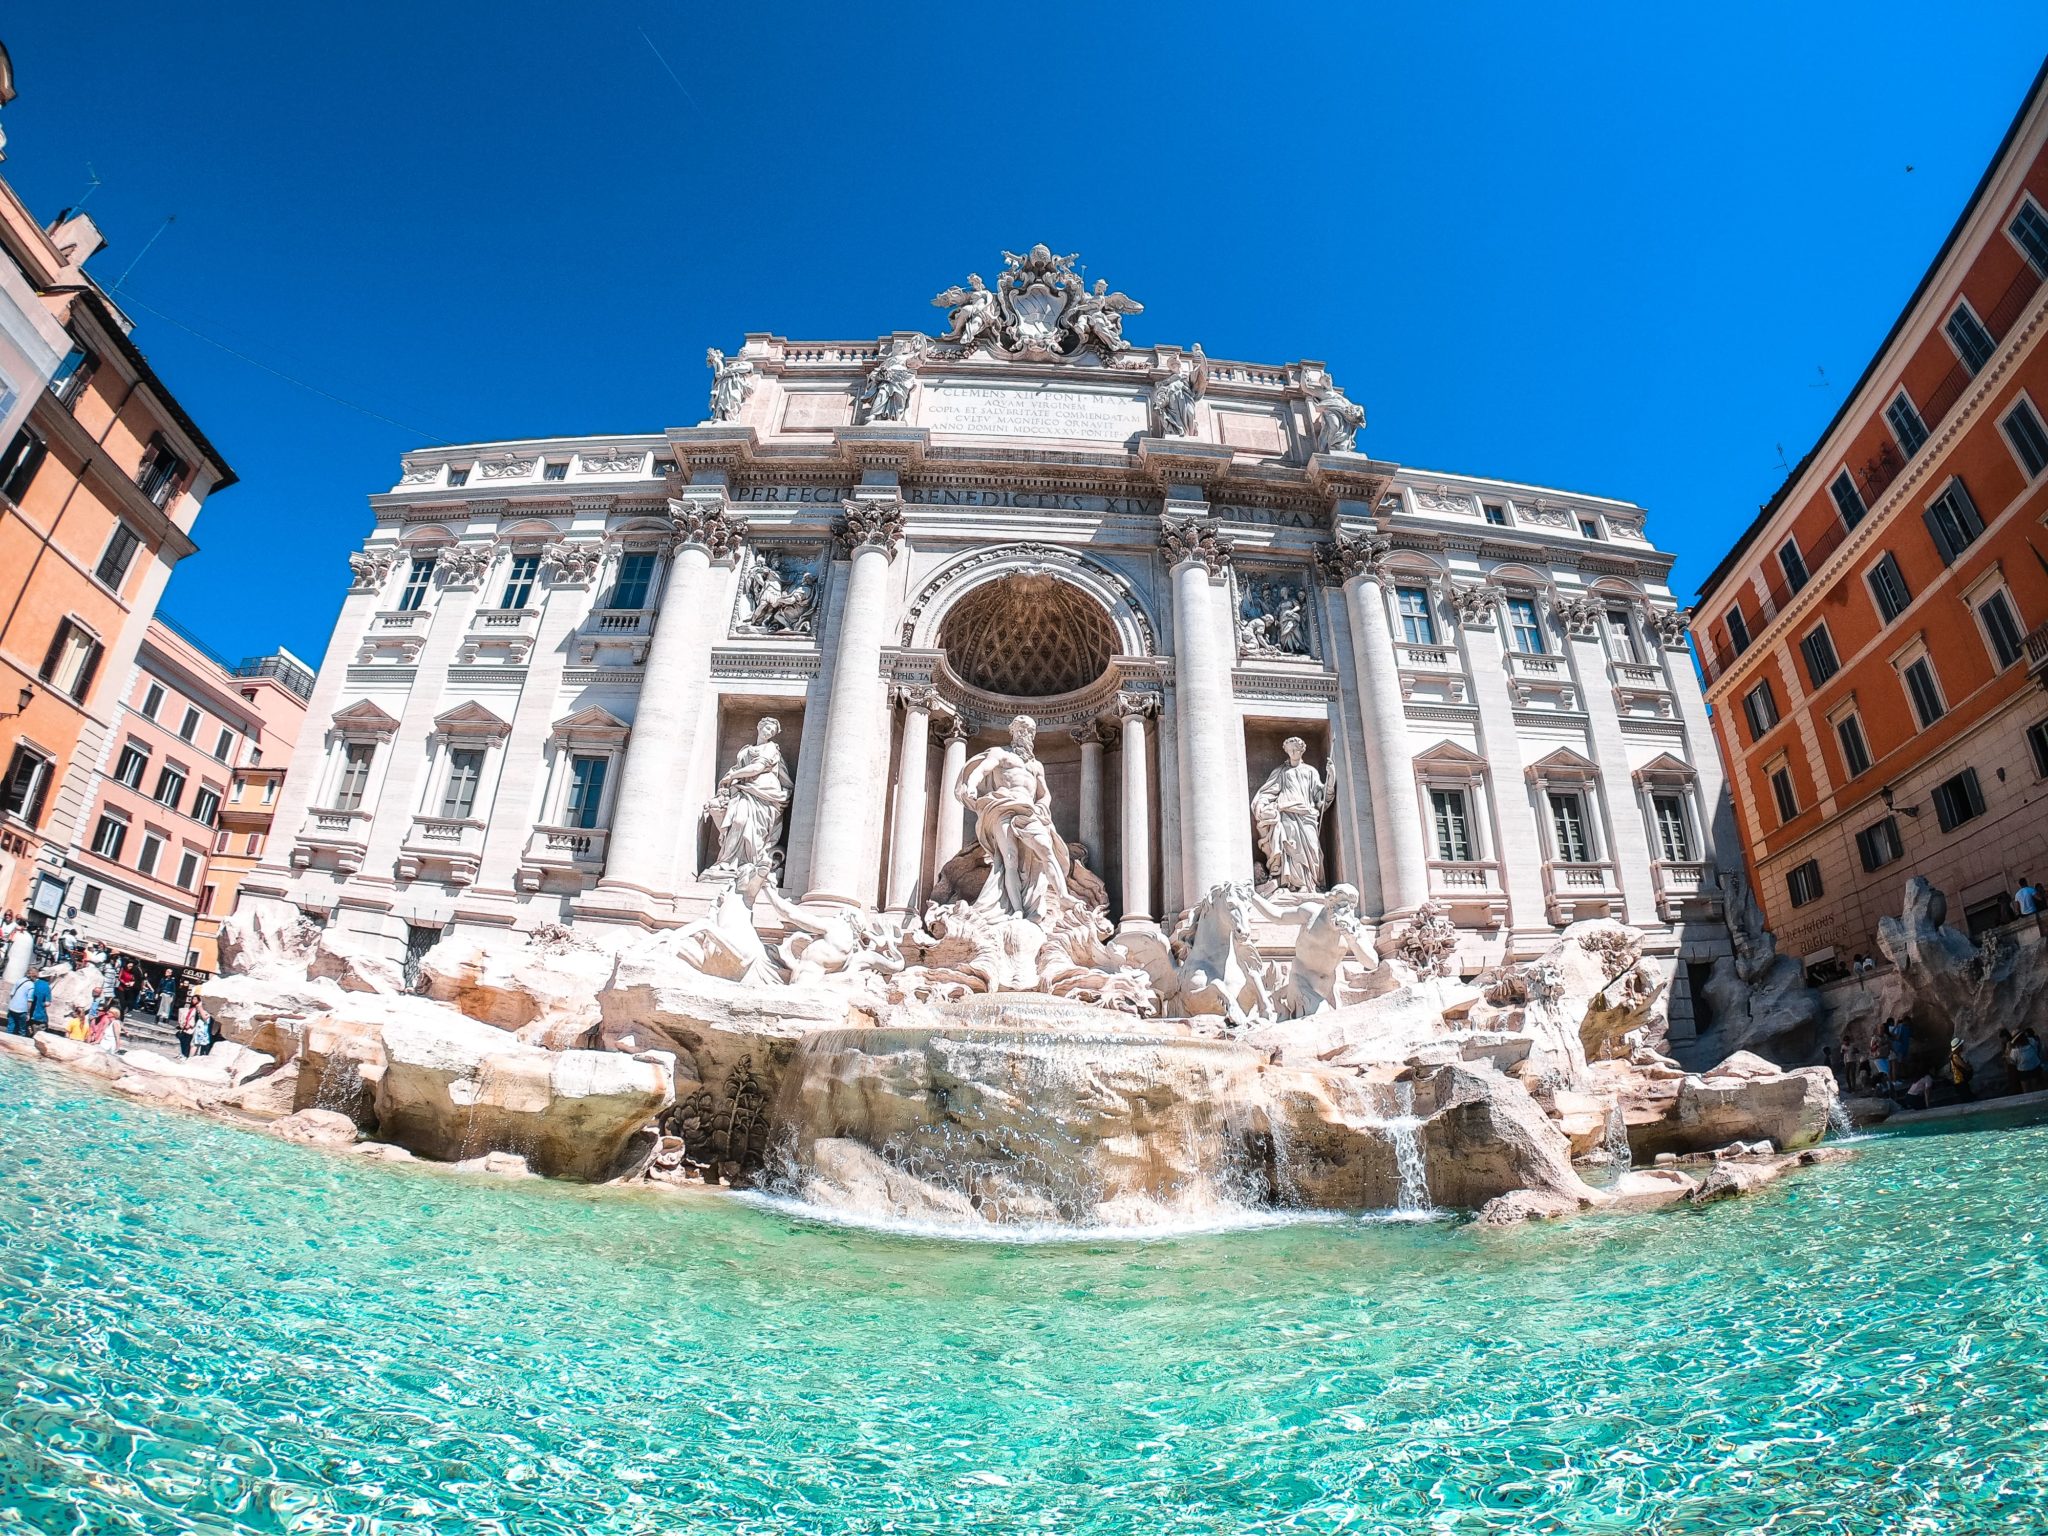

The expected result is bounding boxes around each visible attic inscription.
[922,383,1150,442]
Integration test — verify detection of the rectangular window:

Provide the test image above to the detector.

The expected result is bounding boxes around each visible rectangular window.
[80,885,100,915]
[1979,590,2025,669]
[2031,718,2048,779]
[95,523,142,589]
[652,458,676,477]
[1429,787,1472,862]
[92,819,126,868]
[192,787,221,826]
[214,727,234,761]
[1932,767,1986,832]
[542,460,569,481]
[1836,712,1873,778]
[398,557,436,611]
[1786,860,1824,908]
[113,743,149,788]
[1603,608,1640,662]
[263,778,277,805]
[1778,539,1809,595]
[175,850,199,889]
[1886,390,1930,456]
[499,553,540,610]
[1946,304,1996,374]
[333,742,375,812]
[1867,553,1911,623]
[1483,502,1508,526]
[136,833,162,878]
[1507,597,1545,655]
[440,747,484,819]
[609,552,656,611]
[1799,626,1840,688]
[38,619,103,700]
[1726,607,1752,654]
[164,915,181,943]
[1857,816,1905,872]
[1770,767,1799,824]
[0,424,48,503]
[1,745,51,826]
[178,706,200,742]
[246,832,263,856]
[1578,517,1602,540]
[214,829,230,854]
[142,683,164,719]
[1548,792,1591,863]
[122,900,142,931]
[1902,657,1945,729]
[1652,793,1692,861]
[1831,469,1867,529]
[566,754,610,830]
[200,884,217,915]
[137,437,189,509]
[1922,480,1986,564]
[1395,586,1437,645]
[154,765,186,810]
[2002,398,2048,479]
[49,343,97,405]
[446,466,469,488]
[2014,200,2048,276]
[1742,680,1780,741]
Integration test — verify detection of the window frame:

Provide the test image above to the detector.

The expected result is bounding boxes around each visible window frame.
[1944,300,1997,375]
[1741,679,1780,742]
[499,552,542,611]
[94,522,143,590]
[1547,790,1594,864]
[2028,718,2048,780]
[1786,859,1824,908]
[1900,653,1946,730]
[1830,469,1867,530]
[90,811,128,861]
[1428,785,1474,863]
[1769,763,1799,825]
[1832,705,1873,780]
[1867,552,1911,624]
[1,743,52,827]
[1856,815,1904,872]
[1777,539,1809,595]
[1922,478,1986,565]
[2011,195,2048,278]
[1506,595,1545,656]
[1394,585,1438,646]
[1799,623,1840,689]
[1885,389,1930,456]
[397,556,437,612]
[38,617,104,701]
[1931,767,1986,833]
[1973,585,2025,670]
[565,753,612,832]
[2000,393,2048,481]
[153,763,187,811]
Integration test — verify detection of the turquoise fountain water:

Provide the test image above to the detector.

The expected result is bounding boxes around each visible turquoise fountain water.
[3,1055,2044,1535]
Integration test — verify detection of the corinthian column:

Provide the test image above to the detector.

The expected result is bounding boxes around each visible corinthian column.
[1073,720,1107,855]
[931,713,971,871]
[803,497,905,907]
[1116,690,1157,923]
[1323,532,1430,920]
[596,494,746,901]
[1162,511,1244,900]
[884,686,935,915]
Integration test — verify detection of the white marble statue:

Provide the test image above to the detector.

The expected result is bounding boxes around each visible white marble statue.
[705,347,756,423]
[858,335,925,423]
[1306,370,1366,454]
[932,274,1001,350]
[1251,737,1337,892]
[956,714,1070,924]
[1067,279,1144,353]
[1171,882,1277,1029]
[1285,884,1375,1016]
[704,718,792,884]
[734,557,819,636]
[1149,347,1207,437]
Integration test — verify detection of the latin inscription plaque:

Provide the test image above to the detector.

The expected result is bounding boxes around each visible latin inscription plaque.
[922,383,1149,442]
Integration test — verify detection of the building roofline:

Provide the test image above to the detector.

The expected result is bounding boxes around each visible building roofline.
[1695,53,2048,604]
[56,287,237,490]
[1394,464,1646,512]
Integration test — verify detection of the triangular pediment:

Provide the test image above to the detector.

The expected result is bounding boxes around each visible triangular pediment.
[1631,752,1697,786]
[1412,738,1488,771]
[329,699,400,736]
[1526,746,1599,782]
[433,700,512,737]
[550,705,630,735]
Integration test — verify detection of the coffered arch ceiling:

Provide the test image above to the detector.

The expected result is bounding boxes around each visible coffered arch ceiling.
[937,573,1117,698]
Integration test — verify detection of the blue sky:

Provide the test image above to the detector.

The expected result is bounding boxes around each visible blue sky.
[3,3,2042,666]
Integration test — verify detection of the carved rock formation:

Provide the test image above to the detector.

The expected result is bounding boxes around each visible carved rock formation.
[1878,875,2048,1076]
[1687,875,1826,1067]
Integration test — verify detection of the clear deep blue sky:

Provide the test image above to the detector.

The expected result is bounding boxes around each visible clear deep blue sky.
[4,3,2043,666]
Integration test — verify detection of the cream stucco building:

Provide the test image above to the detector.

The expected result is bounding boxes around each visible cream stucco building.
[242,250,1733,1032]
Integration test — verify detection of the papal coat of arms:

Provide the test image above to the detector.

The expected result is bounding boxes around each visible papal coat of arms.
[932,244,1143,361]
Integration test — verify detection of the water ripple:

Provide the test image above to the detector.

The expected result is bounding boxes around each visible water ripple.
[1,1057,2045,1533]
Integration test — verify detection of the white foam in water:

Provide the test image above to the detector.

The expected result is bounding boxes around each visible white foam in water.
[731,1188,1347,1244]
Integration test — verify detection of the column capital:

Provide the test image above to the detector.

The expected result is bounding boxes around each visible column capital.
[347,548,397,591]
[1550,592,1604,639]
[1159,514,1233,577]
[939,710,972,745]
[1115,688,1161,722]
[668,493,748,560]
[1445,578,1503,628]
[893,683,939,712]
[837,497,906,556]
[1316,531,1392,587]
[540,538,605,586]
[1648,604,1694,650]
[1069,719,1112,748]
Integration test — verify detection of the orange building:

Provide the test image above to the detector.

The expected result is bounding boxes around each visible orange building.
[1695,61,2048,968]
[194,645,312,969]
[0,81,234,922]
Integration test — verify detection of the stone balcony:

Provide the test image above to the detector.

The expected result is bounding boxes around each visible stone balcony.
[1505,651,1577,710]
[356,609,429,666]
[574,608,653,665]
[1543,858,1621,924]
[1396,643,1468,704]
[515,823,610,891]
[397,815,486,884]
[1609,659,1676,719]
[292,808,372,874]
[458,607,539,665]
[1426,858,1507,927]
[1651,859,1720,922]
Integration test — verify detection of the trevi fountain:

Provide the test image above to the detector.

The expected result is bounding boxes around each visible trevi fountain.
[3,247,2040,1534]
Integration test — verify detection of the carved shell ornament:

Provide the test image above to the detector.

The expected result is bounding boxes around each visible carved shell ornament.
[932,244,1143,361]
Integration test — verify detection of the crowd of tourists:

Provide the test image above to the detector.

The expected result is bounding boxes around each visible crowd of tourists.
[0,911,215,1058]
[1841,1012,2045,1110]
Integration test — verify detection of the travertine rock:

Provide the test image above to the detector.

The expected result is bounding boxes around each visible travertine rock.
[805,1137,985,1225]
[270,1108,361,1148]
[308,930,408,995]
[419,928,617,1037]
[32,1031,124,1079]
[217,897,322,980]
[1878,876,2048,1077]
[1625,1050,1837,1160]
[1687,875,1825,1067]
[199,972,342,1058]
[1410,1062,1598,1214]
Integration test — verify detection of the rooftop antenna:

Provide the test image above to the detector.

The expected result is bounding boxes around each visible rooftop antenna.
[1810,365,1830,390]
[113,213,176,291]
[74,162,102,210]
[1773,442,1789,475]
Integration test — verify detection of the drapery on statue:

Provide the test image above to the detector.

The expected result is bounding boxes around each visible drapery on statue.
[955,714,1072,924]
[705,347,755,423]
[1251,736,1336,892]
[704,717,792,883]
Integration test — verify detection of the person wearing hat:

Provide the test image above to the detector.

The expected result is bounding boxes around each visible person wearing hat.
[1947,1036,1974,1102]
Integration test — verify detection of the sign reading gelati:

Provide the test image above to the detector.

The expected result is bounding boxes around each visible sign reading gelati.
[922,383,1149,442]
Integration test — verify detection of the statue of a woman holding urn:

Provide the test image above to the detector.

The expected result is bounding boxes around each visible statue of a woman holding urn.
[1250,736,1336,892]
